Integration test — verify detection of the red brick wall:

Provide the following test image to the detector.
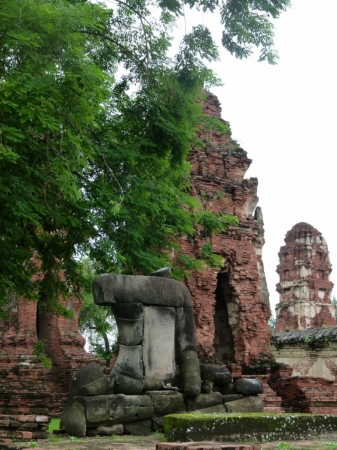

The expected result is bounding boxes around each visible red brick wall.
[180,94,272,367]
[0,292,101,416]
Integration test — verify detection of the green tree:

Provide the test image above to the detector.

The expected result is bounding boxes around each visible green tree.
[0,0,290,312]
[78,259,117,365]
[268,315,276,333]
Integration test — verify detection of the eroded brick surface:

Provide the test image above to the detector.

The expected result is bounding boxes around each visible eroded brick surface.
[275,222,336,331]
[180,94,271,367]
[0,291,102,416]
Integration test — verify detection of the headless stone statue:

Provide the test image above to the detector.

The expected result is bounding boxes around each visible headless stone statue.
[92,268,201,397]
[61,269,262,438]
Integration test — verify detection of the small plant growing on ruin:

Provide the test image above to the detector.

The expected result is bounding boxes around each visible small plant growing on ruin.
[33,339,52,369]
[304,336,313,344]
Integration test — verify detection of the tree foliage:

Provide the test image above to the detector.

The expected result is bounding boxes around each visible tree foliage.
[78,259,117,364]
[0,0,290,311]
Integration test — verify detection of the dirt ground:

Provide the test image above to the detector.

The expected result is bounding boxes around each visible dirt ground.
[7,435,337,450]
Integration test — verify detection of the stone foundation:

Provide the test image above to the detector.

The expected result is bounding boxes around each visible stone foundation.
[269,328,337,413]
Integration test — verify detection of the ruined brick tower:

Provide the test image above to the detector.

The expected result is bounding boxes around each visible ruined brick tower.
[275,222,336,332]
[180,93,272,368]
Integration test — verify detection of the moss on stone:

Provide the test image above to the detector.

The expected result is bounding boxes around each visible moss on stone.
[164,413,337,443]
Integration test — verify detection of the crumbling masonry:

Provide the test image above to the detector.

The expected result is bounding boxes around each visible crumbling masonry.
[275,222,335,332]
[180,93,272,368]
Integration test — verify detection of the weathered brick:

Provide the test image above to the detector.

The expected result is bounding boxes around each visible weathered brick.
[0,278,105,417]
[275,222,336,331]
[179,93,272,367]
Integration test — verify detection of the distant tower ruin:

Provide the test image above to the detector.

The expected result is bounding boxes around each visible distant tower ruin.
[275,222,336,331]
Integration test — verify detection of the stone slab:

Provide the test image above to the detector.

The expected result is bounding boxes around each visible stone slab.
[185,392,223,412]
[124,395,154,423]
[93,274,192,308]
[164,413,337,442]
[224,396,263,413]
[143,306,176,382]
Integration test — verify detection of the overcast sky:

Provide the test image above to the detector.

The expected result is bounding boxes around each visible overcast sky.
[175,1,337,314]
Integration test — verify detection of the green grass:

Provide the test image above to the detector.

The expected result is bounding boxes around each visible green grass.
[264,442,337,450]
[47,418,60,433]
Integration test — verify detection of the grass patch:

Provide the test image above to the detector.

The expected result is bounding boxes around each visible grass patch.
[47,418,60,433]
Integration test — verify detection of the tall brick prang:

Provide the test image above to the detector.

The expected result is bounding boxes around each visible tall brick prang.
[275,222,336,332]
[180,93,272,368]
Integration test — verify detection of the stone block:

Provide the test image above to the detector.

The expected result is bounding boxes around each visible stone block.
[60,362,103,429]
[124,419,152,435]
[78,376,111,396]
[93,274,192,308]
[152,415,165,431]
[191,404,227,414]
[108,394,126,424]
[146,391,186,416]
[234,379,263,395]
[200,364,232,386]
[143,306,176,383]
[218,383,234,395]
[114,303,144,346]
[225,396,263,413]
[185,392,223,412]
[64,400,86,438]
[79,395,110,426]
[222,394,244,403]
[87,424,124,436]
[124,395,154,423]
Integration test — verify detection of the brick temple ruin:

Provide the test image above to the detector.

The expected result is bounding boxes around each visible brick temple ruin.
[0,290,99,417]
[275,222,336,332]
[270,222,337,413]
[180,93,272,368]
[3,93,337,436]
